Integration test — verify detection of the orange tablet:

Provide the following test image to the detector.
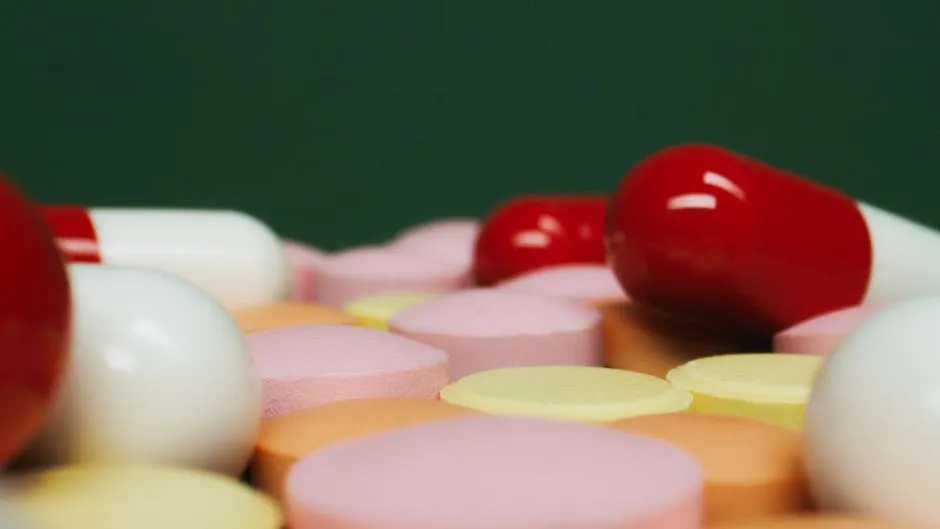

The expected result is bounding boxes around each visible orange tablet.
[600,302,756,377]
[253,398,478,501]
[709,514,934,528]
[611,412,810,523]
[229,302,356,334]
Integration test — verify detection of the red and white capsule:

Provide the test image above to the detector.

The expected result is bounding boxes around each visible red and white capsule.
[606,143,940,334]
[41,206,289,308]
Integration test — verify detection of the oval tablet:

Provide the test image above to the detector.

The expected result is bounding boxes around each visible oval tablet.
[496,264,627,304]
[666,354,823,429]
[344,291,439,330]
[709,515,934,528]
[247,325,450,420]
[391,289,603,378]
[4,464,281,529]
[611,413,810,523]
[441,365,691,421]
[315,246,468,307]
[391,218,479,269]
[286,416,703,529]
[230,302,356,334]
[602,302,750,377]
[283,240,327,301]
[773,305,884,356]
[254,398,479,501]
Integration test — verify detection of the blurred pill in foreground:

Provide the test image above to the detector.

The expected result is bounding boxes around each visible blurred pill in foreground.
[18,264,261,477]
[40,206,289,308]
[0,174,72,466]
[2,464,280,529]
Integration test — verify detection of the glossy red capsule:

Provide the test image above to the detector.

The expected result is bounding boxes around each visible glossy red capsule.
[473,195,609,286]
[0,173,71,464]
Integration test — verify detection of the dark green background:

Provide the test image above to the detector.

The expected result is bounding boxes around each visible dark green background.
[1,2,938,250]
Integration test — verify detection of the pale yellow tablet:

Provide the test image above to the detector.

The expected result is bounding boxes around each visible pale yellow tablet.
[666,353,823,430]
[440,365,692,422]
[344,291,439,330]
[3,464,281,529]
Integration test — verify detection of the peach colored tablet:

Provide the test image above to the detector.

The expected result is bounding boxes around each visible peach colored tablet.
[247,325,449,420]
[390,288,603,378]
[441,366,691,421]
[229,302,356,334]
[282,240,327,301]
[286,416,703,529]
[709,515,934,528]
[773,305,884,356]
[601,301,754,377]
[5,463,281,529]
[314,246,469,307]
[666,354,823,430]
[390,218,479,270]
[611,413,810,523]
[253,398,479,501]
[495,264,627,305]
[343,291,439,330]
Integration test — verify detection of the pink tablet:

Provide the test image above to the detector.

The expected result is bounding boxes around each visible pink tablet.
[286,416,703,529]
[496,264,627,304]
[283,240,328,301]
[773,305,886,356]
[314,246,469,307]
[247,325,450,420]
[391,218,480,270]
[389,288,603,378]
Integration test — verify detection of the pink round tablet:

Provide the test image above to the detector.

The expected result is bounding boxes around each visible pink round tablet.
[496,264,627,304]
[773,304,886,356]
[391,218,480,269]
[287,415,703,529]
[283,240,328,301]
[247,325,450,420]
[390,288,603,378]
[314,246,469,307]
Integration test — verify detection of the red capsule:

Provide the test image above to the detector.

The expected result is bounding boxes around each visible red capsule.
[473,195,609,286]
[606,143,873,334]
[0,173,71,464]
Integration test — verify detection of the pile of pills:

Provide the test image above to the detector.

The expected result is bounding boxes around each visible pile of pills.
[0,143,938,528]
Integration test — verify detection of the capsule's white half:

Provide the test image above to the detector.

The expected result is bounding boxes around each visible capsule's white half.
[88,209,289,308]
[858,203,940,304]
[20,264,262,477]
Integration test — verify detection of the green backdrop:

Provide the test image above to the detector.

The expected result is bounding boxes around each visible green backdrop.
[1,2,938,250]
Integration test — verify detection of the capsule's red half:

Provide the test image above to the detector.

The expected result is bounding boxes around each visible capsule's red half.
[0,174,71,464]
[473,195,609,286]
[606,144,873,334]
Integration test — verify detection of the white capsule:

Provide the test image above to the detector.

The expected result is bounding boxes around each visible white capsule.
[41,206,290,308]
[19,264,262,477]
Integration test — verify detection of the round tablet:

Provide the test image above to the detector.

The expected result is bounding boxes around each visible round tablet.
[286,416,703,529]
[610,413,810,523]
[666,354,823,430]
[315,246,469,307]
[247,325,450,420]
[602,301,751,377]
[4,464,280,529]
[441,365,691,421]
[496,264,627,304]
[391,218,479,269]
[344,291,440,330]
[709,515,934,528]
[229,302,356,334]
[804,298,940,525]
[283,240,327,301]
[253,398,479,501]
[390,288,603,378]
[773,304,884,355]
